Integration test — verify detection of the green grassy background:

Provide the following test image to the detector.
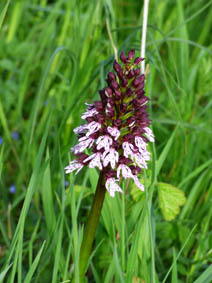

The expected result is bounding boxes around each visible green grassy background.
[0,0,212,282]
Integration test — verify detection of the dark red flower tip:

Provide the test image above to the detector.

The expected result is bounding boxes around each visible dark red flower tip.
[120,51,128,63]
[117,70,124,80]
[105,87,113,97]
[134,68,140,76]
[114,89,122,100]
[136,89,145,98]
[126,70,135,79]
[108,72,116,81]
[121,79,128,87]
[99,89,107,101]
[110,80,119,90]
[125,88,134,97]
[113,119,122,127]
[113,60,122,73]
[137,74,145,83]
[129,165,142,175]
[134,57,144,65]
[123,133,134,142]
[119,156,132,164]
[94,101,104,111]
[105,170,117,179]
[76,153,89,164]
[128,50,135,60]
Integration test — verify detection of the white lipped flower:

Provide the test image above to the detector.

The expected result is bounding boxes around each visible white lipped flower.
[144,127,155,142]
[102,148,119,169]
[65,160,84,175]
[84,152,103,170]
[96,135,113,152]
[107,126,120,140]
[105,178,123,197]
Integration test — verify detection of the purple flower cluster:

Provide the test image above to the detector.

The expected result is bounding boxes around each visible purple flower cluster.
[65,50,154,197]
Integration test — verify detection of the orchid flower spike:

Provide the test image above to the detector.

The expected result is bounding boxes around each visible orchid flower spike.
[65,50,154,197]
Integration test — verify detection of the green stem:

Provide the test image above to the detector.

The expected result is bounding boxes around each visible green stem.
[78,172,106,282]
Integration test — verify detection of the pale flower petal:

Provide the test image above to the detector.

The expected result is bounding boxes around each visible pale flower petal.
[86,121,101,136]
[102,148,119,169]
[96,135,113,152]
[105,178,123,197]
[133,176,144,191]
[64,160,84,175]
[107,126,120,140]
[84,152,102,170]
[144,127,155,142]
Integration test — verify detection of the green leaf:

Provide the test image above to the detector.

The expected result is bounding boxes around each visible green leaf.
[158,182,186,221]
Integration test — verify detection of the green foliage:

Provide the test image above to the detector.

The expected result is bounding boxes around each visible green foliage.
[0,0,212,282]
[158,182,186,221]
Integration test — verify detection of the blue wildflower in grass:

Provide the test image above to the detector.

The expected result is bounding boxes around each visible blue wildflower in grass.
[0,136,3,145]
[12,131,19,140]
[9,185,16,194]
[65,180,69,187]
[65,50,154,197]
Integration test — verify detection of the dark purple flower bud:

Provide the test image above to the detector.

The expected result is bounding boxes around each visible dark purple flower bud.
[121,79,128,87]
[136,89,145,98]
[125,88,134,97]
[114,89,122,100]
[127,70,135,79]
[76,153,89,164]
[137,74,145,83]
[113,60,122,73]
[121,103,127,112]
[107,98,115,106]
[126,117,135,126]
[110,80,119,90]
[120,51,128,63]
[108,72,116,81]
[132,78,140,87]
[136,82,145,90]
[128,50,135,60]
[134,57,144,65]
[117,70,124,80]
[113,119,122,127]
[133,127,143,135]
[99,89,107,101]
[105,170,117,179]
[96,114,105,123]
[90,132,99,139]
[129,165,142,175]
[94,101,103,111]
[105,87,113,97]
[123,133,134,142]
[107,108,115,118]
[119,156,132,164]
[134,68,140,76]
[86,117,94,123]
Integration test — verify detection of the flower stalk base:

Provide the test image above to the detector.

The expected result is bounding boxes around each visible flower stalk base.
[78,172,106,282]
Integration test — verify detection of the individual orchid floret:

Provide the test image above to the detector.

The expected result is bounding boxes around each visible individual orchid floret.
[65,50,154,197]
[105,178,123,197]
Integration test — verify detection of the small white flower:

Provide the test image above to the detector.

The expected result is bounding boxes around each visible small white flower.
[135,136,147,151]
[86,121,101,136]
[102,148,119,169]
[96,135,113,152]
[105,178,123,197]
[81,108,99,119]
[73,124,88,134]
[133,176,144,191]
[144,127,155,142]
[84,152,102,170]
[64,160,84,175]
[117,164,134,179]
[133,152,148,169]
[107,126,120,140]
[122,142,135,159]
[71,136,94,154]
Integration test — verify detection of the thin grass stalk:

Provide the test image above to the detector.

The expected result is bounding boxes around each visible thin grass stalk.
[141,0,150,74]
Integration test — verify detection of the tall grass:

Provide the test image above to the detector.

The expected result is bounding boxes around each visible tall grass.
[0,0,211,282]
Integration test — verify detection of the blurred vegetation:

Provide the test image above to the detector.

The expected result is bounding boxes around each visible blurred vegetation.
[0,0,212,282]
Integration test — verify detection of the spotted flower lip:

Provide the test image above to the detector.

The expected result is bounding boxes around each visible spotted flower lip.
[65,50,154,197]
